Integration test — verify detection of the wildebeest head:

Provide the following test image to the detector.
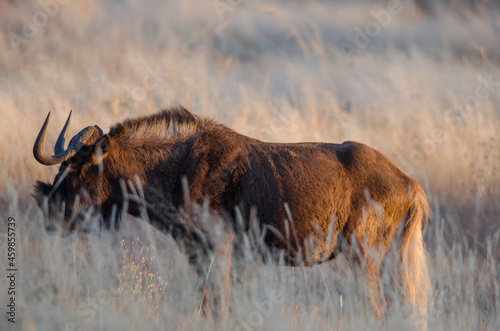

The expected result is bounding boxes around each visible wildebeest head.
[33,111,112,235]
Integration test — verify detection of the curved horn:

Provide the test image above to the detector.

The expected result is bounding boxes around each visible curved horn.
[33,112,57,165]
[33,112,103,166]
[54,110,72,154]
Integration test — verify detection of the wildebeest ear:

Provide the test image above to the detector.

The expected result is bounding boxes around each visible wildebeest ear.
[92,134,110,165]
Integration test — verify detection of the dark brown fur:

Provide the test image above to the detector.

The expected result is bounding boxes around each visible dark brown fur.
[34,107,430,320]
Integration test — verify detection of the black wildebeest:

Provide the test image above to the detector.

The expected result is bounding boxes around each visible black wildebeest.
[33,107,430,320]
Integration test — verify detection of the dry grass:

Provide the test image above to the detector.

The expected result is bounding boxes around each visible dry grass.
[0,0,499,330]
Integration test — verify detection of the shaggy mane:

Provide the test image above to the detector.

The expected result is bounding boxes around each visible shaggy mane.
[109,107,215,144]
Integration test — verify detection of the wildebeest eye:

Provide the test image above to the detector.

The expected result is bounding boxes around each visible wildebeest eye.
[69,154,84,166]
[79,145,92,156]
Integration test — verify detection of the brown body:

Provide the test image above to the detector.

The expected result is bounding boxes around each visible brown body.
[33,107,430,321]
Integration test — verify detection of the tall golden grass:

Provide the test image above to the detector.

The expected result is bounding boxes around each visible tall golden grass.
[0,0,499,330]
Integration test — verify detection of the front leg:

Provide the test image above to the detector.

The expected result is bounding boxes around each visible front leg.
[195,230,234,325]
[147,199,234,324]
[144,200,212,258]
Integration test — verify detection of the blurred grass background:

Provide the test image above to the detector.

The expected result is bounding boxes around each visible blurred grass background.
[0,0,499,330]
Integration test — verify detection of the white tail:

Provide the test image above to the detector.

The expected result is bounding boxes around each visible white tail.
[400,184,431,327]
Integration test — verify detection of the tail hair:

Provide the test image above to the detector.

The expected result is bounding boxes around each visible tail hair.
[400,184,431,324]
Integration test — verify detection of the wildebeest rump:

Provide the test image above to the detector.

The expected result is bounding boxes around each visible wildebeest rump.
[33,107,430,320]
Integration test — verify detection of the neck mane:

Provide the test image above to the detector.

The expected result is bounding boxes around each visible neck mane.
[109,107,215,145]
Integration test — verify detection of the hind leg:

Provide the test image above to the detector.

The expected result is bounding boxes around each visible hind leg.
[364,255,387,321]
[345,243,387,321]
[345,209,388,321]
